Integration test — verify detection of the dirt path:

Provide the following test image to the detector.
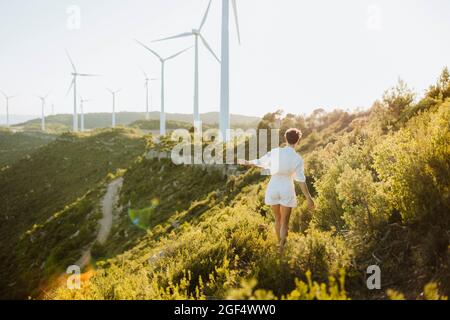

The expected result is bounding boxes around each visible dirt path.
[76,177,123,269]
[97,178,123,244]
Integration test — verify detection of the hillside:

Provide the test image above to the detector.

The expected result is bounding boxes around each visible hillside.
[16,112,260,132]
[0,128,147,298]
[0,130,56,167]
[52,70,449,300]
[129,119,213,132]
[1,69,449,300]
[0,114,38,126]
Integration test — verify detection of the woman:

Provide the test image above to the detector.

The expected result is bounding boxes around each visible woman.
[239,128,314,254]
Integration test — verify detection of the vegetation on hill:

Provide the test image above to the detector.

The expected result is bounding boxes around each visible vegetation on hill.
[1,69,449,300]
[52,69,449,300]
[16,112,260,133]
[130,119,207,132]
[97,156,232,259]
[0,128,146,299]
[0,130,55,168]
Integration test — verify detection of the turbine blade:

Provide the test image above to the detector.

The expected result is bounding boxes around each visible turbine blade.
[65,79,75,97]
[65,49,77,72]
[153,32,192,42]
[135,39,162,60]
[232,0,241,44]
[165,46,193,61]
[141,68,148,79]
[0,90,6,98]
[78,73,100,77]
[199,34,221,63]
[199,0,213,31]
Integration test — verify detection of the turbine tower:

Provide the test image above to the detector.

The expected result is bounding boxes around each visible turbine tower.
[135,40,192,136]
[79,96,91,132]
[153,0,220,130]
[36,93,50,131]
[220,0,241,140]
[0,91,16,128]
[65,50,99,132]
[108,89,121,128]
[142,70,156,120]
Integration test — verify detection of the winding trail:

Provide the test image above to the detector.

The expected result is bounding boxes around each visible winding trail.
[97,178,123,244]
[76,177,123,269]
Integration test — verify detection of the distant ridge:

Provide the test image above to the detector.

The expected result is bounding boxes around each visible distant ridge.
[0,114,39,126]
[14,112,260,131]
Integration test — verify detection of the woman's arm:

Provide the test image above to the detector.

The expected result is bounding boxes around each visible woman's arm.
[237,159,256,167]
[295,157,315,211]
[299,182,315,211]
[238,152,272,169]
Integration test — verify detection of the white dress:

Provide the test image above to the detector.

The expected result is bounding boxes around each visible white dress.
[250,146,306,208]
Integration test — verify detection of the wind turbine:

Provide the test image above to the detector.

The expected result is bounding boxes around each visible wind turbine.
[65,50,99,132]
[36,93,50,131]
[142,70,157,120]
[219,0,241,140]
[79,96,91,132]
[153,0,220,129]
[135,40,192,136]
[107,89,121,128]
[0,91,17,128]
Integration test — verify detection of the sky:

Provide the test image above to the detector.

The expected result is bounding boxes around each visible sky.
[0,0,449,122]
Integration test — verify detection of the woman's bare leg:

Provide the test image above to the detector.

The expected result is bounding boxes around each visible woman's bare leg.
[272,205,281,242]
[279,206,292,255]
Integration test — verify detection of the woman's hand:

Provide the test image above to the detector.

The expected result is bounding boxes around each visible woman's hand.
[299,182,315,211]
[238,159,253,166]
[307,198,315,211]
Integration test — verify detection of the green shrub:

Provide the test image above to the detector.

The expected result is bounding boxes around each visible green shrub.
[373,103,450,224]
